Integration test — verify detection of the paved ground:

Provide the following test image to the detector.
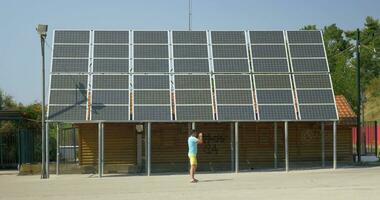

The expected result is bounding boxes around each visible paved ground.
[0,167,380,200]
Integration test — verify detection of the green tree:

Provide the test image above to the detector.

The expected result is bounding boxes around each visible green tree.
[322,24,356,107]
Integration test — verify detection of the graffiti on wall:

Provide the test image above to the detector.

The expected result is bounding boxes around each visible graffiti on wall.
[202,134,226,154]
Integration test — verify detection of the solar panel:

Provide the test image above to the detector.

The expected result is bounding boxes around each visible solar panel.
[48,105,87,121]
[252,59,289,73]
[174,74,213,120]
[133,31,168,44]
[258,105,296,120]
[49,90,87,104]
[134,75,169,89]
[54,31,90,43]
[92,106,129,120]
[53,45,89,58]
[94,31,129,43]
[212,45,247,58]
[251,45,286,58]
[214,74,255,120]
[134,45,168,58]
[94,45,129,58]
[176,106,213,121]
[250,31,284,44]
[217,105,255,120]
[291,59,328,72]
[173,59,209,73]
[134,106,171,121]
[134,90,170,104]
[299,105,337,120]
[175,90,212,104]
[211,31,245,44]
[174,75,210,89]
[93,75,129,89]
[48,30,338,122]
[287,31,322,43]
[52,59,88,73]
[287,30,338,120]
[173,31,207,44]
[256,90,293,104]
[93,59,129,73]
[254,75,291,89]
[92,90,129,104]
[50,75,87,89]
[134,59,169,73]
[213,59,249,73]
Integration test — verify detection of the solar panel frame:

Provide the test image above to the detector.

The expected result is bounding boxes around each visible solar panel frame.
[286,30,339,121]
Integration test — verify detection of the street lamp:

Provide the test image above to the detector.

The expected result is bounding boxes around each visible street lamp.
[36,24,49,179]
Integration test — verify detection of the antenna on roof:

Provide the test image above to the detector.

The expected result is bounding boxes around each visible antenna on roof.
[188,0,192,31]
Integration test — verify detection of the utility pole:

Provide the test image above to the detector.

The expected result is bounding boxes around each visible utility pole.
[356,28,361,162]
[36,24,49,178]
[188,0,192,31]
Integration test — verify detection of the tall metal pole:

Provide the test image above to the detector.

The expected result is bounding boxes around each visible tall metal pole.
[274,122,278,169]
[234,122,239,173]
[56,124,59,175]
[40,34,48,179]
[188,0,192,31]
[333,121,337,169]
[285,122,289,172]
[321,122,325,167]
[356,28,361,162]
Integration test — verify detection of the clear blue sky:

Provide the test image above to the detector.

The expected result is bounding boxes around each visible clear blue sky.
[0,0,379,104]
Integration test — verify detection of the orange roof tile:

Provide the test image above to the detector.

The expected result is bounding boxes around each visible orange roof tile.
[335,95,356,119]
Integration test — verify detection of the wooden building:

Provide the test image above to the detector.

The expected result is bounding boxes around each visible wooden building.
[74,95,355,174]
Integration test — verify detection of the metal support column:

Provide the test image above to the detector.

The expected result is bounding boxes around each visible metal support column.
[235,122,239,173]
[230,123,235,172]
[45,122,49,178]
[145,122,151,176]
[101,123,104,175]
[56,124,59,175]
[321,122,325,167]
[274,122,278,169]
[333,121,337,170]
[375,121,378,157]
[285,121,289,172]
[98,122,104,178]
[191,122,195,130]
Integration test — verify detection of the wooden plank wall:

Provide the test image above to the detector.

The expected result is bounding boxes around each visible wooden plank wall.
[77,122,353,170]
[77,123,137,165]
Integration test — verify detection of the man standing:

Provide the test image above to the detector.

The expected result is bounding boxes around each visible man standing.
[188,129,203,183]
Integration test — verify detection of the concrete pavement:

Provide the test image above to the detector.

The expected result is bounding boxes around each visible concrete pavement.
[0,167,379,200]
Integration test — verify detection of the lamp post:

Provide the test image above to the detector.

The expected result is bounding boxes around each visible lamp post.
[36,24,48,179]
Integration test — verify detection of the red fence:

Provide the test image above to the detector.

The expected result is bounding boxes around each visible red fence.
[352,122,379,156]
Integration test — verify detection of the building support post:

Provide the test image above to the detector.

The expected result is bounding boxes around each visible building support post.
[321,122,325,167]
[230,122,235,172]
[285,121,289,172]
[98,122,104,178]
[145,122,151,176]
[191,122,195,130]
[274,122,278,169]
[333,121,337,170]
[56,124,59,175]
[235,122,239,173]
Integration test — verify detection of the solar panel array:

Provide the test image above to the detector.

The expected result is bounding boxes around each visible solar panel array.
[48,30,338,122]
